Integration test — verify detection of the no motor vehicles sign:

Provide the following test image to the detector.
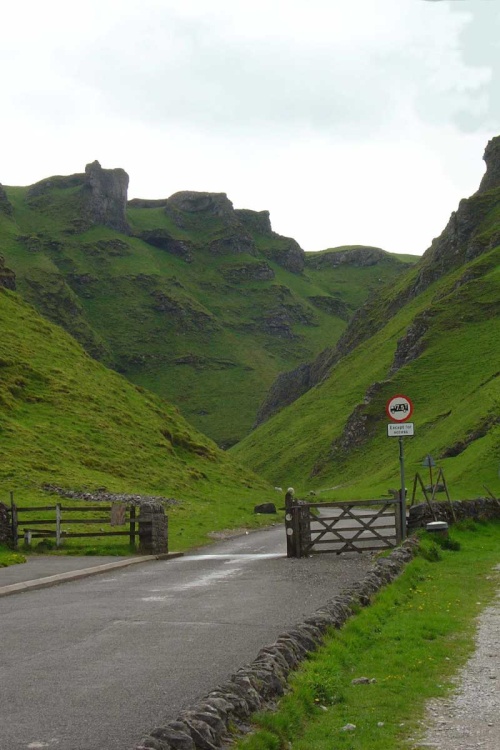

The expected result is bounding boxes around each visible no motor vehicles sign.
[386,394,413,423]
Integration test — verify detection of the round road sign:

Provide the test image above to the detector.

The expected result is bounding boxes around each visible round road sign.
[386,394,413,422]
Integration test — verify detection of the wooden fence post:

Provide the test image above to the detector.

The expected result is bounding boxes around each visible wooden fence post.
[291,504,302,558]
[298,504,311,556]
[56,504,62,548]
[129,505,136,548]
[11,493,18,550]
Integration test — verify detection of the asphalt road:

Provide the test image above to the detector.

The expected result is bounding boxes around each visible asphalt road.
[0,525,374,750]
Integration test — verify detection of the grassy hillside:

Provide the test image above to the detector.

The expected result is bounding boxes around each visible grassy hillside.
[232,164,500,500]
[0,175,414,446]
[0,286,275,551]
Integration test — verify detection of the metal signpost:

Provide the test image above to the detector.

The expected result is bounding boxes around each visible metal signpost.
[422,454,436,490]
[386,394,414,541]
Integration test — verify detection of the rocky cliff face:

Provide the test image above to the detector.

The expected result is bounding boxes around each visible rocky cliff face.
[82,161,130,233]
[402,135,500,303]
[253,362,314,426]
[305,246,388,269]
[25,161,130,234]
[0,184,13,216]
[160,191,305,272]
[166,191,235,220]
[478,135,500,194]
[235,209,305,271]
[164,191,258,257]
[253,136,500,427]
[220,261,275,283]
[253,346,334,426]
[235,208,273,235]
[0,256,16,290]
[265,237,305,273]
[137,229,194,262]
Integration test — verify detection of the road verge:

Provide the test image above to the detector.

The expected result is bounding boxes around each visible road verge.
[136,538,419,750]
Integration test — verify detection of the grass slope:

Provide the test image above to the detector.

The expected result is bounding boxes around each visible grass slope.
[0,288,275,551]
[232,226,500,501]
[0,181,414,445]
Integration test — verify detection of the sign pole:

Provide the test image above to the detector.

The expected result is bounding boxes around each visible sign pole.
[386,394,413,543]
[399,437,406,540]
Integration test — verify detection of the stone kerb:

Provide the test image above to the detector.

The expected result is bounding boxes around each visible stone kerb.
[0,503,12,545]
[138,502,168,556]
[135,537,419,750]
[408,497,500,534]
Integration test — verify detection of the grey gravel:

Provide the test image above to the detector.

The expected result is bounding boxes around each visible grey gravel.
[415,571,500,750]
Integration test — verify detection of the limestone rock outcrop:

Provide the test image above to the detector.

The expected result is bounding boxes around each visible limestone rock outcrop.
[163,192,305,271]
[0,184,13,215]
[25,161,130,234]
[138,229,194,262]
[477,135,500,194]
[220,262,275,283]
[165,191,236,224]
[235,208,273,236]
[264,237,304,273]
[0,255,16,290]
[305,246,388,269]
[82,160,130,233]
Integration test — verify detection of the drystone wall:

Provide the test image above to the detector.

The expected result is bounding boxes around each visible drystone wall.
[408,498,500,534]
[135,537,419,750]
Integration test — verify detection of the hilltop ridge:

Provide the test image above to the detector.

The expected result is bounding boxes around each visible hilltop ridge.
[0,165,415,445]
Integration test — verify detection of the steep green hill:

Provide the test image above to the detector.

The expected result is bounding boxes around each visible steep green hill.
[231,137,500,500]
[0,277,274,550]
[0,165,414,446]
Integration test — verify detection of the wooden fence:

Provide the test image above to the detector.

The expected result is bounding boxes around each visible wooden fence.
[10,502,138,549]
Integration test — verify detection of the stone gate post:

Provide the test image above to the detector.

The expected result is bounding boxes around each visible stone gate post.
[138,502,168,555]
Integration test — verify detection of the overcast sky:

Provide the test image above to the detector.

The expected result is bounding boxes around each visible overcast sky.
[2,0,498,255]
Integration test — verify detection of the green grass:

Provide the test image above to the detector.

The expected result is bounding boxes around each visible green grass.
[232,244,500,500]
[0,181,411,444]
[0,544,26,567]
[236,521,500,750]
[0,287,280,554]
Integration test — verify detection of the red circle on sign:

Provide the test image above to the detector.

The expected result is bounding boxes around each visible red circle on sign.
[386,394,413,422]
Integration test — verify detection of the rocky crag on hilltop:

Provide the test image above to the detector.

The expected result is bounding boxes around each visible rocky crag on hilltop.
[130,190,305,273]
[254,135,500,428]
[0,184,13,216]
[26,160,130,234]
[0,161,414,446]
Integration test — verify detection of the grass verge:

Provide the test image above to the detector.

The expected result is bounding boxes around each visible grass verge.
[0,544,26,567]
[235,521,500,750]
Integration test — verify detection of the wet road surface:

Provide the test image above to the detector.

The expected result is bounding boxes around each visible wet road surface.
[0,525,374,750]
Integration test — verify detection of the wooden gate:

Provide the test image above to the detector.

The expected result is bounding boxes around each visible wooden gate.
[285,499,402,557]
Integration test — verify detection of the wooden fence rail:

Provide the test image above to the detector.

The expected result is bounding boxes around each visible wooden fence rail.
[10,502,137,549]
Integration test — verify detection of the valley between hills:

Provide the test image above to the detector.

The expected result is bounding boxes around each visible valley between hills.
[0,136,499,542]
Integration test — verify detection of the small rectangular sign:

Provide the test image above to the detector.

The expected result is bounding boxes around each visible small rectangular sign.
[387,422,414,437]
[110,503,126,527]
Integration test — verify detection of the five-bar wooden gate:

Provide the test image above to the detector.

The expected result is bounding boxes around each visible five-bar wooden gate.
[285,499,402,557]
